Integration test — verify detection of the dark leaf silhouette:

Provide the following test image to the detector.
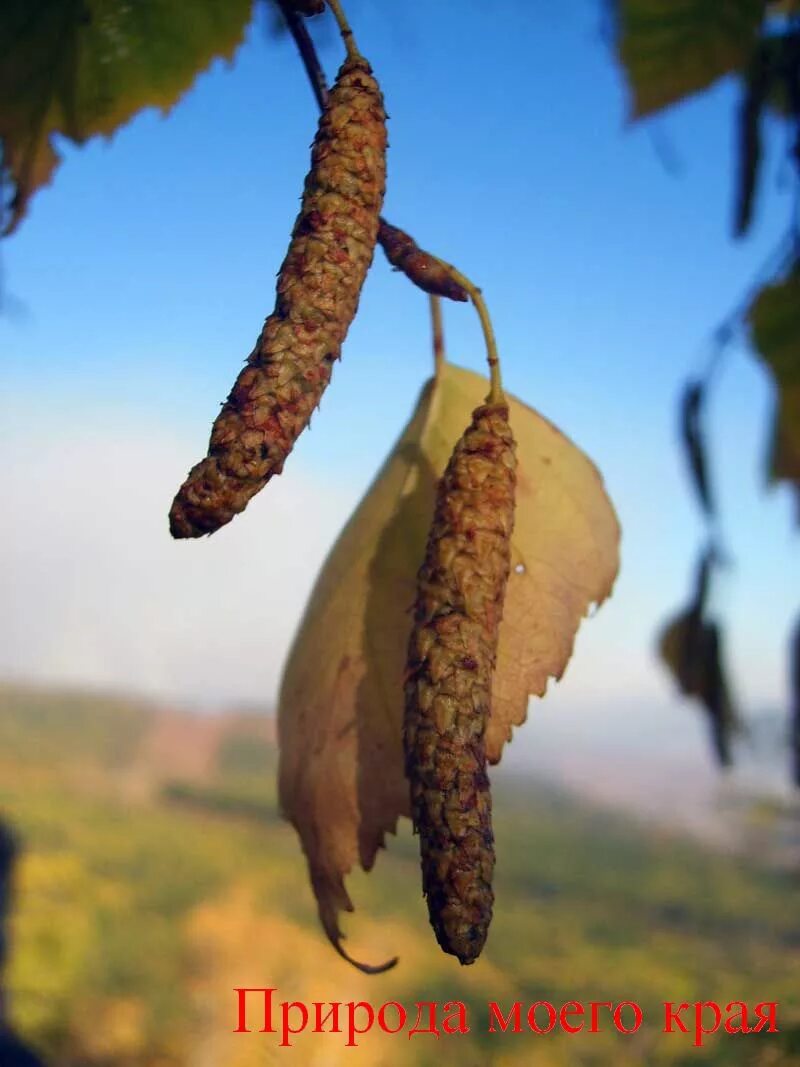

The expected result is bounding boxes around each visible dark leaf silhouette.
[699,621,737,767]
[748,266,800,522]
[757,29,800,121]
[659,546,738,768]
[0,823,47,1066]
[679,380,715,517]
[285,0,325,14]
[734,41,771,237]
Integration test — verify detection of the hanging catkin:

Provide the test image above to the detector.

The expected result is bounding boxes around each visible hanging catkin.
[169,55,387,538]
[377,220,468,302]
[404,401,516,964]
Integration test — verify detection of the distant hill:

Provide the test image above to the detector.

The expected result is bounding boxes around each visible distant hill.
[0,681,274,786]
[0,682,798,1066]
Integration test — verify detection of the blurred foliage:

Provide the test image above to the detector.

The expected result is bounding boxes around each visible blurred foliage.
[0,687,798,1064]
[610,0,800,778]
[216,732,275,779]
[0,686,151,768]
[659,548,739,767]
[0,0,254,234]
[9,852,95,1047]
[162,779,277,822]
[748,267,800,519]
[679,381,716,517]
[613,0,765,117]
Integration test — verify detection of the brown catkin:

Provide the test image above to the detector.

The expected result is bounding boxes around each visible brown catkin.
[404,402,516,964]
[169,56,386,538]
[378,219,468,302]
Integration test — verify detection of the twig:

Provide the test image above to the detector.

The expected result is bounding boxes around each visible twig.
[700,231,797,386]
[430,295,444,376]
[326,0,360,59]
[275,1,329,110]
[431,256,504,403]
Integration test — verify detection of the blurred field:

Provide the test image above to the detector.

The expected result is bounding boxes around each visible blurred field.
[0,682,798,1066]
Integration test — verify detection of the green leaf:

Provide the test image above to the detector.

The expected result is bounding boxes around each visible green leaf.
[614,0,765,118]
[748,269,800,521]
[0,0,255,234]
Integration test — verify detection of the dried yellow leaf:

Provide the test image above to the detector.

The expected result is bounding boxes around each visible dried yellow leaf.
[277,361,620,968]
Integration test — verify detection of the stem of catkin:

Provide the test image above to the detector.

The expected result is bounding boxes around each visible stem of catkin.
[327,0,361,58]
[430,295,444,377]
[432,257,505,404]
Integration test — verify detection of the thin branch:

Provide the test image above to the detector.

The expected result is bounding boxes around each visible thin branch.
[326,0,360,59]
[699,230,797,386]
[431,256,504,404]
[430,295,444,376]
[275,0,329,110]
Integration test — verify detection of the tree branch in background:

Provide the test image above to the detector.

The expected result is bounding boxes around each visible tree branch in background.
[274,0,329,110]
[430,295,444,376]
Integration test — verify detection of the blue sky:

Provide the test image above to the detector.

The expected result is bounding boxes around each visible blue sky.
[1,1,798,780]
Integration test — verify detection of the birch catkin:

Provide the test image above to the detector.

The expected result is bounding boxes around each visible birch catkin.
[404,402,516,964]
[378,220,468,302]
[169,55,387,538]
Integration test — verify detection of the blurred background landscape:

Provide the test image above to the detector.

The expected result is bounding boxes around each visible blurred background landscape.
[0,681,799,1065]
[2,0,800,1063]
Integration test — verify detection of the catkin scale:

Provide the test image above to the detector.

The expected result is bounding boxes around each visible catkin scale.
[404,403,516,964]
[169,56,386,538]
